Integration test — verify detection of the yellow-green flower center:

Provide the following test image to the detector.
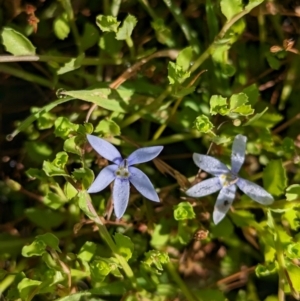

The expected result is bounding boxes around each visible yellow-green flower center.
[115,159,130,179]
[219,172,238,187]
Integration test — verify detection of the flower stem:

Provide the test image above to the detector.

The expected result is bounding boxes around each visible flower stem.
[86,195,136,287]
[166,261,198,301]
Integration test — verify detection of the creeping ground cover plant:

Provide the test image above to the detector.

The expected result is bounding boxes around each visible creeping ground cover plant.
[87,134,163,218]
[186,134,274,224]
[2,0,300,301]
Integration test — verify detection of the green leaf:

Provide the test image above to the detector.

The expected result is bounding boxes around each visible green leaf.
[210,135,231,145]
[150,220,170,248]
[25,208,65,229]
[266,53,281,70]
[57,54,85,75]
[99,32,123,56]
[90,258,113,281]
[94,119,121,137]
[211,217,234,237]
[1,27,36,55]
[80,22,100,51]
[263,160,287,197]
[167,61,190,85]
[56,292,106,301]
[43,152,69,177]
[229,93,249,110]
[53,13,70,40]
[116,14,137,40]
[173,202,195,220]
[282,137,295,156]
[143,250,169,273]
[96,15,120,32]
[114,233,134,261]
[220,0,243,20]
[285,264,300,292]
[54,117,79,139]
[44,192,66,210]
[282,209,300,230]
[22,233,60,257]
[255,262,277,277]
[78,241,97,262]
[243,107,268,126]
[63,136,84,156]
[242,84,259,105]
[36,111,56,130]
[60,88,147,113]
[244,111,283,128]
[76,191,97,219]
[194,115,214,133]
[176,46,193,72]
[172,86,196,98]
[17,278,41,301]
[285,184,300,201]
[72,168,94,190]
[210,95,228,115]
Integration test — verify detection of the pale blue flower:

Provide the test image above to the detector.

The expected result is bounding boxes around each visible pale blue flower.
[87,134,163,218]
[186,134,274,224]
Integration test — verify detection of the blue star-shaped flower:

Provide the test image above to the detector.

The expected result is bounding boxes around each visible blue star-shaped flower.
[86,134,163,218]
[186,134,274,224]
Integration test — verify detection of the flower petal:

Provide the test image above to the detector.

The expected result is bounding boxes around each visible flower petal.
[87,164,117,193]
[129,167,160,202]
[237,178,274,205]
[185,177,222,198]
[213,184,237,225]
[113,178,130,218]
[192,154,229,176]
[127,146,163,165]
[87,134,122,164]
[231,134,247,174]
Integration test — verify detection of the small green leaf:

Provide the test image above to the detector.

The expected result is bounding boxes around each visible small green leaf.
[194,115,214,133]
[57,54,85,75]
[243,107,268,126]
[116,14,137,40]
[22,233,60,257]
[176,46,193,72]
[96,15,120,32]
[143,250,169,273]
[220,0,243,20]
[210,95,228,115]
[78,241,97,262]
[63,136,83,156]
[263,160,287,197]
[80,22,100,51]
[174,202,195,220]
[99,32,123,56]
[210,135,231,145]
[242,84,259,105]
[114,233,134,261]
[266,53,281,70]
[94,119,121,137]
[17,278,41,301]
[36,111,56,130]
[25,208,65,229]
[285,264,300,292]
[44,192,65,210]
[285,184,300,201]
[72,168,94,190]
[245,111,283,128]
[229,93,248,109]
[53,13,70,40]
[43,152,69,177]
[1,27,36,55]
[282,137,295,156]
[167,61,191,85]
[173,86,195,98]
[255,262,277,277]
[90,259,113,281]
[76,191,97,219]
[54,117,79,139]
